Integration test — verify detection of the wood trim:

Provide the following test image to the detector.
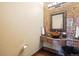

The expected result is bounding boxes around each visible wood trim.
[32,48,43,56]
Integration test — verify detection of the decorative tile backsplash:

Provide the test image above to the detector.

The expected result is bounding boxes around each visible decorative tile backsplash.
[66,17,79,48]
[76,17,79,26]
[67,17,74,39]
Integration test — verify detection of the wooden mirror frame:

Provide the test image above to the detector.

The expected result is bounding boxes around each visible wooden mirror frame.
[50,11,67,32]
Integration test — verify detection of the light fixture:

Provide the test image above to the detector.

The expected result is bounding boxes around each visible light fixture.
[48,2,66,8]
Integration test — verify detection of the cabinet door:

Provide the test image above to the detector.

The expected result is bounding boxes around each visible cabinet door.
[47,39,52,44]
[60,40,65,46]
[41,36,47,42]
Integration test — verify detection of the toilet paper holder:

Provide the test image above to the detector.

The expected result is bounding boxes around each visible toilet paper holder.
[18,44,28,56]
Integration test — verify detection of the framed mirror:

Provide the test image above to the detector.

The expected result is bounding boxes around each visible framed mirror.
[50,12,66,32]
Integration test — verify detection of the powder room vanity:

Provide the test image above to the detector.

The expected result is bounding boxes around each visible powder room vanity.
[40,35,79,55]
[40,35,66,55]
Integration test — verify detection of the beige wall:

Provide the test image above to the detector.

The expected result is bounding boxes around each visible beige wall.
[0,2,43,56]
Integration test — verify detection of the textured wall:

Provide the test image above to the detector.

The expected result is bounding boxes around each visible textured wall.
[44,2,79,33]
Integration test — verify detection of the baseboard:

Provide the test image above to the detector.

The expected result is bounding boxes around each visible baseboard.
[32,48,43,56]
